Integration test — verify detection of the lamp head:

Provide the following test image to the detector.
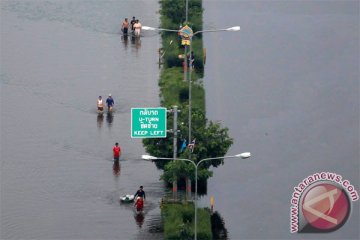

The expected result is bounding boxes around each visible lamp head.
[141,155,158,160]
[142,26,156,31]
[236,152,251,159]
[227,26,240,31]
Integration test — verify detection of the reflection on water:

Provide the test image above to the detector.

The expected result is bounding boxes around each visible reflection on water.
[121,35,129,49]
[106,112,114,127]
[97,111,114,128]
[113,161,121,176]
[146,215,163,234]
[131,35,141,50]
[97,113,104,128]
[211,211,228,240]
[134,212,145,228]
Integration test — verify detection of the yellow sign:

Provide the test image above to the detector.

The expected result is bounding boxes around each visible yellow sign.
[179,25,193,38]
[181,39,190,46]
[210,196,215,211]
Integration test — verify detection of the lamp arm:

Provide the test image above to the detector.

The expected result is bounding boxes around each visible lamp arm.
[196,155,239,167]
[153,157,197,168]
[193,29,230,36]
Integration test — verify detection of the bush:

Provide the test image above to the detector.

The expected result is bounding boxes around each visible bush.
[162,203,212,240]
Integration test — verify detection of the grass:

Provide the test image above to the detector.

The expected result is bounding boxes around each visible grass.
[162,203,212,240]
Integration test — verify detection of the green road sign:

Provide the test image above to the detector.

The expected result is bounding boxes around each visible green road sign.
[131,108,167,138]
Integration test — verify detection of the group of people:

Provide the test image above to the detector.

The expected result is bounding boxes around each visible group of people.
[112,143,145,211]
[121,16,142,36]
[97,94,114,113]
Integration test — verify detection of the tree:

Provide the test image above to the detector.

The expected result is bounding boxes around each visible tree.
[148,118,233,185]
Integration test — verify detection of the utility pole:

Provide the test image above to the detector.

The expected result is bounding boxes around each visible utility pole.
[183,0,189,83]
[167,106,180,200]
[173,105,179,159]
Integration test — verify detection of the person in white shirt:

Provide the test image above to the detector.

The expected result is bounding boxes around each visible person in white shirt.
[97,96,104,113]
[133,19,142,37]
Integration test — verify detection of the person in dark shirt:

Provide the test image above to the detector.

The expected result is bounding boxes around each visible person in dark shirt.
[106,94,114,112]
[130,16,136,32]
[134,186,146,200]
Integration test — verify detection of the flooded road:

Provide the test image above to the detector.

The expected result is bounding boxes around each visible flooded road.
[2,1,359,240]
[202,0,359,239]
[1,1,164,239]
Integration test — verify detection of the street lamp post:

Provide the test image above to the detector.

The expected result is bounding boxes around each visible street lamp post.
[142,25,240,160]
[142,151,251,240]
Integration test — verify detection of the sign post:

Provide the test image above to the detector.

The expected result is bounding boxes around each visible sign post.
[131,108,167,138]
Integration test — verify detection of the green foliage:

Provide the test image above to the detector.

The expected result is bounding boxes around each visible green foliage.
[159,118,233,184]
[190,38,204,73]
[211,211,228,239]
[162,39,183,68]
[191,121,233,168]
[160,0,186,25]
[160,0,203,27]
[143,3,232,239]
[142,0,233,187]
[160,160,213,183]
[162,203,212,240]
[161,161,193,182]
[197,209,213,240]
[159,67,186,105]
[143,138,173,169]
[159,0,204,71]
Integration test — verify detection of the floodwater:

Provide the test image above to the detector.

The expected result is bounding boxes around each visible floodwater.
[201,0,359,240]
[1,1,164,239]
[1,1,359,240]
